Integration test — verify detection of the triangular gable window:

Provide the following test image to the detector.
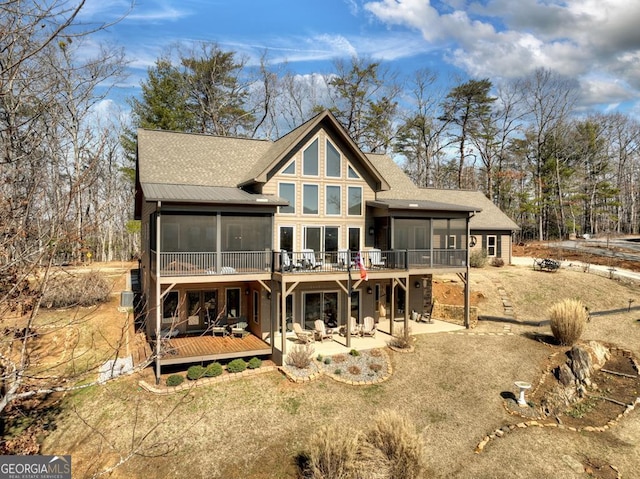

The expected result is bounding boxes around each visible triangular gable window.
[282,161,295,175]
[348,165,360,179]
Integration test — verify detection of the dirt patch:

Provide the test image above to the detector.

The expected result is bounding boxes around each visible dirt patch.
[432,279,484,307]
[514,241,640,273]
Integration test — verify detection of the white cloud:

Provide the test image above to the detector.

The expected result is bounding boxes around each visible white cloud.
[364,0,640,109]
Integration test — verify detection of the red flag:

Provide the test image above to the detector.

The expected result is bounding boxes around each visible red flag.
[356,251,368,281]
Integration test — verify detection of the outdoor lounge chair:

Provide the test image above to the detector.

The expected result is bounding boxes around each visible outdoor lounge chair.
[340,316,360,336]
[337,249,354,268]
[281,250,298,272]
[301,249,323,269]
[367,248,385,268]
[314,319,333,342]
[293,323,314,343]
[361,316,376,337]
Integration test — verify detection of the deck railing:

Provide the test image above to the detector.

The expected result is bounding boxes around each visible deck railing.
[151,248,467,276]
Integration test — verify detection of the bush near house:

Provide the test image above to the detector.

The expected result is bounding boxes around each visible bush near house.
[227,359,247,373]
[204,362,223,377]
[286,344,314,369]
[247,357,262,369]
[166,374,184,387]
[186,365,206,380]
[469,249,488,268]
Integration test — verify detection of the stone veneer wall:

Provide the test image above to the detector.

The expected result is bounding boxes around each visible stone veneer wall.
[434,303,478,328]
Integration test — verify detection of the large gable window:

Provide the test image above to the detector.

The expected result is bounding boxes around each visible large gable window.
[279,183,295,214]
[326,140,341,177]
[348,165,360,179]
[326,185,341,215]
[303,184,319,214]
[303,139,319,176]
[347,186,362,216]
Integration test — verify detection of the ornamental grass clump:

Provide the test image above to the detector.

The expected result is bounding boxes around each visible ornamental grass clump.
[285,344,314,369]
[297,411,427,479]
[204,362,223,377]
[549,298,589,346]
[166,374,184,387]
[388,327,412,349]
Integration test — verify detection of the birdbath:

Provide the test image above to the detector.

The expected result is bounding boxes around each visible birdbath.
[514,381,531,407]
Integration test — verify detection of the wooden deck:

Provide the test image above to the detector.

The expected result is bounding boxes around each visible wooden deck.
[157,333,272,366]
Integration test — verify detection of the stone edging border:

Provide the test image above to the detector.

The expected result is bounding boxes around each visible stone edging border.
[138,365,279,395]
[475,346,640,454]
[279,349,394,385]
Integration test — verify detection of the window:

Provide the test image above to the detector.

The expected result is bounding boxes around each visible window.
[448,235,456,249]
[226,288,241,318]
[326,140,341,177]
[253,290,259,324]
[348,227,360,252]
[303,184,318,214]
[282,161,295,175]
[325,185,341,215]
[162,291,179,325]
[305,226,321,252]
[303,291,338,329]
[303,139,318,176]
[279,183,295,214]
[304,226,338,255]
[347,186,362,216]
[279,226,294,252]
[276,294,294,333]
[487,235,497,257]
[348,165,360,179]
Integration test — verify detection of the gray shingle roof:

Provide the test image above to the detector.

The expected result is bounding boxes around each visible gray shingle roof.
[368,152,519,231]
[141,183,288,206]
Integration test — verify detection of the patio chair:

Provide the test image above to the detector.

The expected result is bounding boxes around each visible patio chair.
[367,248,386,268]
[361,316,376,337]
[292,322,314,343]
[301,249,323,269]
[340,316,360,336]
[280,250,298,272]
[337,249,354,268]
[314,320,333,342]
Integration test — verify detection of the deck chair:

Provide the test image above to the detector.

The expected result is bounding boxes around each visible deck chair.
[301,249,323,269]
[292,322,314,343]
[361,316,376,337]
[313,319,333,342]
[368,248,386,268]
[340,316,360,336]
[281,250,297,272]
[337,249,353,268]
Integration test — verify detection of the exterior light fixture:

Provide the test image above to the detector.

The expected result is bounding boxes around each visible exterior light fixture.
[368,226,374,236]
[367,286,373,294]
[414,281,421,289]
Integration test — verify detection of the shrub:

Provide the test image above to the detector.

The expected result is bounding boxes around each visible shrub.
[166,374,184,387]
[316,354,323,362]
[469,249,488,268]
[296,412,427,479]
[349,349,360,357]
[388,327,412,349]
[491,257,505,267]
[549,298,589,346]
[186,365,206,380]
[204,362,223,377]
[227,358,247,373]
[364,410,428,479]
[42,271,111,308]
[247,357,262,369]
[334,368,343,375]
[369,348,383,358]
[297,424,360,479]
[369,363,383,373]
[333,354,347,363]
[285,344,314,369]
[348,365,361,375]
[323,357,332,365]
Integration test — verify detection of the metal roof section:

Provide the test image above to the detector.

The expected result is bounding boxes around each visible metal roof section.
[368,198,479,213]
[141,183,288,206]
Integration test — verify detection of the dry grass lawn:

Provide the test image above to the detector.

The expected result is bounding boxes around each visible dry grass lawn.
[38,261,640,478]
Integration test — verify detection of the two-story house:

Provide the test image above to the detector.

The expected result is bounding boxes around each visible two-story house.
[136,110,499,381]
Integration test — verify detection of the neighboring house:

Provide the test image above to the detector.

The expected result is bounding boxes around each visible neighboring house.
[136,110,488,380]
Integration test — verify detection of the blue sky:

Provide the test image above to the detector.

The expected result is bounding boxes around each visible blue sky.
[81,0,640,117]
